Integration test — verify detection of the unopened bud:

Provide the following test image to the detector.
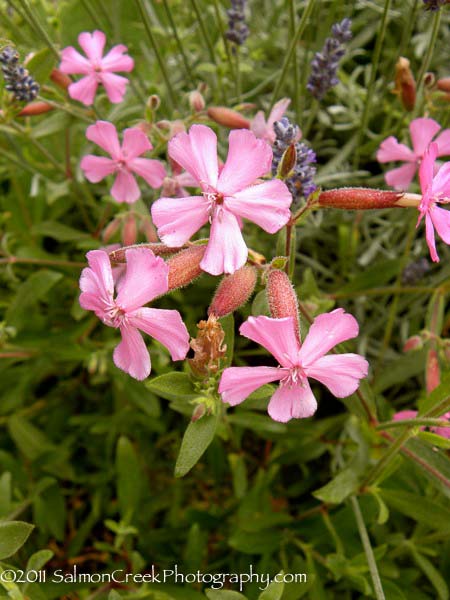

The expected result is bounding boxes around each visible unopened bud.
[50,68,71,90]
[109,243,182,263]
[140,217,158,242]
[403,335,423,353]
[277,143,297,179]
[208,266,257,317]
[424,72,436,89]
[189,90,205,112]
[437,77,450,94]
[266,269,300,339]
[207,106,250,129]
[17,101,54,117]
[191,403,207,422]
[167,245,206,291]
[318,188,403,210]
[394,57,416,112]
[122,214,137,247]
[147,94,160,111]
[102,217,121,243]
[426,348,440,393]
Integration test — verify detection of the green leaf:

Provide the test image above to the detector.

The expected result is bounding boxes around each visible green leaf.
[374,349,427,393]
[31,221,90,241]
[147,372,197,401]
[0,521,34,559]
[418,372,450,417]
[8,415,55,460]
[411,548,449,600]
[380,489,450,531]
[26,549,53,572]
[313,468,359,503]
[26,47,55,84]
[175,412,220,477]
[206,591,247,600]
[116,436,142,520]
[258,573,284,600]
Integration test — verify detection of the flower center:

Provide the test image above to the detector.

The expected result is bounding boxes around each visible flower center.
[281,365,307,389]
[102,304,126,328]
[203,189,224,222]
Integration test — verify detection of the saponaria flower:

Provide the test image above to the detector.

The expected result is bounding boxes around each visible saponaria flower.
[151,124,293,276]
[219,309,369,422]
[250,98,292,145]
[0,46,39,102]
[79,247,190,380]
[80,120,166,204]
[59,30,134,105]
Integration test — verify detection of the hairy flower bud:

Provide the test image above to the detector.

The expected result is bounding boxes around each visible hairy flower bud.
[17,101,54,116]
[102,217,121,243]
[208,265,257,317]
[394,57,416,112]
[403,335,423,353]
[140,217,158,243]
[266,269,299,324]
[109,243,182,263]
[426,347,440,393]
[189,90,206,112]
[122,213,137,247]
[147,94,161,111]
[50,68,71,90]
[437,77,450,93]
[318,188,404,209]
[207,106,250,129]
[167,245,206,291]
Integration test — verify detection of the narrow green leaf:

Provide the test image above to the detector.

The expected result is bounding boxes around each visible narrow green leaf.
[26,549,53,572]
[313,468,359,503]
[175,412,220,477]
[0,521,34,559]
[116,436,142,520]
[380,489,450,530]
[418,372,450,417]
[258,573,284,600]
[147,372,197,401]
[8,415,55,460]
[411,548,449,600]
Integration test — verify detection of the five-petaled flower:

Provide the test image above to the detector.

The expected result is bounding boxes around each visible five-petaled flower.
[219,309,369,422]
[80,121,166,204]
[151,124,293,275]
[377,117,450,191]
[60,30,134,105]
[79,247,190,380]
[417,142,450,262]
[250,98,294,145]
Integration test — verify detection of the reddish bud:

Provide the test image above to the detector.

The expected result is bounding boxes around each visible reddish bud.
[266,269,300,339]
[437,78,450,93]
[207,106,250,129]
[426,348,440,393]
[167,245,206,291]
[277,143,297,179]
[50,68,71,90]
[208,266,257,317]
[140,217,158,243]
[403,335,423,353]
[318,188,403,210]
[109,243,182,263]
[394,57,416,112]
[102,218,121,243]
[122,214,137,247]
[189,90,206,112]
[17,101,54,117]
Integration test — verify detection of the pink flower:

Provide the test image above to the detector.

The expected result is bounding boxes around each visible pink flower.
[60,31,134,105]
[219,309,368,423]
[151,125,293,275]
[161,159,199,198]
[377,117,450,191]
[393,410,450,439]
[250,98,295,144]
[79,247,190,380]
[80,121,166,204]
[417,142,450,262]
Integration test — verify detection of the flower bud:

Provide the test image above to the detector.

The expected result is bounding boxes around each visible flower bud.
[122,214,137,247]
[189,90,206,112]
[147,94,161,111]
[394,57,416,112]
[109,243,181,263]
[102,217,121,243]
[277,143,297,179]
[207,106,250,129]
[425,72,436,89]
[50,68,71,90]
[318,188,403,210]
[17,101,54,117]
[437,77,450,93]
[208,266,257,317]
[266,269,300,340]
[403,335,423,353]
[140,217,158,243]
[167,245,206,291]
[426,348,440,393]
[191,403,207,422]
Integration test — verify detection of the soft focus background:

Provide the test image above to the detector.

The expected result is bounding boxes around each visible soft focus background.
[1,1,450,598]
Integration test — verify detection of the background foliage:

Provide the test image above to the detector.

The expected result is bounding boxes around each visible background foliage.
[0,0,450,598]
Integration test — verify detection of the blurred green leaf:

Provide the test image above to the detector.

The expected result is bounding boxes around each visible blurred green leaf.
[175,412,220,477]
[116,436,142,521]
[0,521,33,559]
[147,372,197,401]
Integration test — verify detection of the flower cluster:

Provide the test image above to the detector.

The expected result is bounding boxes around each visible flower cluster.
[272,117,317,202]
[307,18,352,101]
[0,46,39,102]
[225,0,249,46]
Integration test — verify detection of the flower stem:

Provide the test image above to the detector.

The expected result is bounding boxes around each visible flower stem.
[361,428,414,489]
[162,0,196,85]
[12,0,60,60]
[289,0,300,123]
[415,10,442,115]
[376,418,450,430]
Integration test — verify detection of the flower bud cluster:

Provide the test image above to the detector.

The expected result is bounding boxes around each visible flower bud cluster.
[226,0,249,46]
[0,46,39,102]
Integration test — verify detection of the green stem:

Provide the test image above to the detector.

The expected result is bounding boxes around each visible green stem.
[415,10,441,115]
[289,0,300,122]
[13,0,60,60]
[235,45,241,102]
[361,428,414,489]
[350,496,386,600]
[212,0,235,81]
[353,0,392,167]
[134,0,177,110]
[270,0,317,107]
[376,418,450,430]
[189,0,217,66]
[162,0,196,85]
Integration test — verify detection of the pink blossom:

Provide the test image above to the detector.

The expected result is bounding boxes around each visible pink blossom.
[417,142,450,262]
[60,31,134,105]
[151,125,293,275]
[79,247,189,380]
[219,309,368,423]
[393,410,450,439]
[80,121,166,204]
[250,98,295,144]
[377,117,450,191]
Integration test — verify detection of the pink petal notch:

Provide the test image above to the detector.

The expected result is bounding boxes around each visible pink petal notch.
[59,30,134,106]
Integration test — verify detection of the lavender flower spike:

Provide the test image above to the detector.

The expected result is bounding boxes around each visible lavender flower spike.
[272,117,317,205]
[226,0,249,46]
[423,0,449,9]
[307,18,352,101]
[0,46,39,102]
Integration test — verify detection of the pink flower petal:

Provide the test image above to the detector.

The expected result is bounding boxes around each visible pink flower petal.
[151,195,209,246]
[384,163,417,191]
[409,117,441,157]
[116,248,168,311]
[129,158,166,188]
[430,205,450,245]
[176,171,199,188]
[80,155,117,182]
[99,72,129,103]
[434,129,450,157]
[218,130,273,195]
[298,308,359,366]
[78,30,106,62]
[59,46,91,74]
[425,212,439,262]
[268,98,291,127]
[249,111,267,139]
[114,325,150,380]
[128,307,190,361]
[393,410,418,421]
[239,316,301,368]
[200,208,247,275]
[169,125,219,189]
[419,142,438,197]
[431,162,450,198]
[268,379,317,422]
[110,170,140,203]
[85,121,121,158]
[304,353,369,397]
[79,249,114,316]
[68,75,98,106]
[101,44,134,72]
[377,136,415,163]
[219,366,285,406]
[122,128,152,158]
[225,180,292,233]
